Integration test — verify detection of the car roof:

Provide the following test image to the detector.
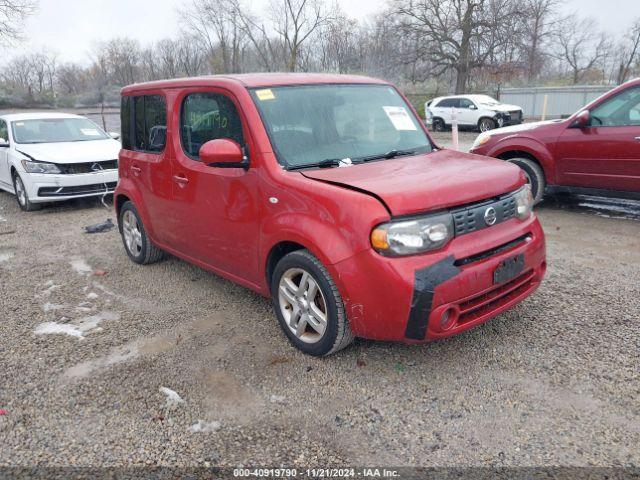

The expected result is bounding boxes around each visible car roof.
[0,112,84,122]
[121,73,389,94]
[433,94,495,101]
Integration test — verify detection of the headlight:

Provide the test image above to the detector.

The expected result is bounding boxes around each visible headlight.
[21,159,61,174]
[472,132,492,149]
[514,185,533,220]
[371,213,454,256]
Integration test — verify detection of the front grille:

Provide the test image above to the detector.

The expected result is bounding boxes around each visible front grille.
[38,182,117,197]
[57,160,118,175]
[458,270,535,324]
[452,193,517,236]
[508,110,522,122]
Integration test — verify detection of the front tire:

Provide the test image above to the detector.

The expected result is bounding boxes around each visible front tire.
[507,158,546,204]
[12,172,41,212]
[478,118,496,132]
[271,250,354,356]
[119,201,165,264]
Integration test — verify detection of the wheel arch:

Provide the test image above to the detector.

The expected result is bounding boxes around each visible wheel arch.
[265,240,307,286]
[495,149,550,183]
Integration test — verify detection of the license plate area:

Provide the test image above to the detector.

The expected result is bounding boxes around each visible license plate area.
[493,254,525,285]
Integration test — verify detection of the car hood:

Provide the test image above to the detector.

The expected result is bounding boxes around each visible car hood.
[486,103,522,112]
[490,118,564,135]
[300,149,525,216]
[14,139,121,164]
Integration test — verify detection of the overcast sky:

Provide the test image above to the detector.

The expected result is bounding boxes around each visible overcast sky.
[5,0,639,64]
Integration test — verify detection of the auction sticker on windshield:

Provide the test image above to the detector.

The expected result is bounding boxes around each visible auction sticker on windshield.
[383,106,417,131]
[256,89,275,101]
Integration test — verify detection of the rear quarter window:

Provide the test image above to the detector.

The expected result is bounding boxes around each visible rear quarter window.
[122,94,167,153]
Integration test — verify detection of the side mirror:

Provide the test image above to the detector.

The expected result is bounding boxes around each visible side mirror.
[571,110,590,128]
[469,104,477,110]
[200,139,248,169]
[109,132,121,140]
[0,138,8,148]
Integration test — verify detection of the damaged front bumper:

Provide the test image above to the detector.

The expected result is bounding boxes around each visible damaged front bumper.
[22,170,118,203]
[330,214,545,343]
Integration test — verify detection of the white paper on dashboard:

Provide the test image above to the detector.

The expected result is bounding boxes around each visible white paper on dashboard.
[383,106,417,131]
[80,128,100,136]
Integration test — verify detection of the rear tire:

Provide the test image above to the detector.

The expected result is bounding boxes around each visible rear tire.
[507,158,546,204]
[119,201,165,264]
[12,172,41,212]
[271,249,354,356]
[432,118,445,132]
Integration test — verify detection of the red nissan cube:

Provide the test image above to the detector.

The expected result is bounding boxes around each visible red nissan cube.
[114,74,546,356]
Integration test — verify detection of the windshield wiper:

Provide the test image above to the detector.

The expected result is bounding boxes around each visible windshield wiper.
[357,148,417,163]
[287,158,356,171]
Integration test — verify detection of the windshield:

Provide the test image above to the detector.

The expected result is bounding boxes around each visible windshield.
[12,118,109,144]
[250,84,432,169]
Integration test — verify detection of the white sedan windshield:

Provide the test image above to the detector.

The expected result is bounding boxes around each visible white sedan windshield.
[12,118,109,144]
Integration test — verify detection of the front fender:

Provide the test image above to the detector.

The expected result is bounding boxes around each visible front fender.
[487,136,556,183]
[261,212,367,269]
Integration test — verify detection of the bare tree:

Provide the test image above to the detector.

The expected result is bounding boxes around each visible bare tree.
[0,0,37,44]
[392,0,520,94]
[615,18,640,84]
[181,0,246,73]
[269,0,333,71]
[554,16,608,84]
[519,0,560,82]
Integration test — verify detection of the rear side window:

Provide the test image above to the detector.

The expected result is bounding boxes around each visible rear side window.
[180,92,244,160]
[436,98,460,108]
[121,97,131,149]
[126,94,167,153]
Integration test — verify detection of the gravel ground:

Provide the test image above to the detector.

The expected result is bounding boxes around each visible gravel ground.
[0,146,639,471]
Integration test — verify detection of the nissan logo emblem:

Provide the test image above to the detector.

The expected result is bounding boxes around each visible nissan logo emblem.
[484,207,497,226]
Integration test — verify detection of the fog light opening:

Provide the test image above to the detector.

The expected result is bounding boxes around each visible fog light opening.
[440,307,458,331]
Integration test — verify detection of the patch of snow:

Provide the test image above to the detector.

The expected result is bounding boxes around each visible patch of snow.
[0,215,6,222]
[160,387,185,407]
[35,322,83,338]
[87,292,99,300]
[40,281,62,297]
[269,395,286,404]
[93,281,116,297]
[188,420,221,433]
[42,302,64,312]
[0,251,13,262]
[65,342,139,378]
[34,310,120,339]
[70,259,92,275]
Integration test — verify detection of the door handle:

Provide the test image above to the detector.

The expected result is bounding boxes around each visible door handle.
[635,137,640,141]
[131,165,141,176]
[172,174,189,186]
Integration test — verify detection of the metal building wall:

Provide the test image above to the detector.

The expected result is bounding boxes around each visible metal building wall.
[499,85,613,119]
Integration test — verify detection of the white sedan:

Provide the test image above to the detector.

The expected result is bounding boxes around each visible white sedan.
[0,112,121,211]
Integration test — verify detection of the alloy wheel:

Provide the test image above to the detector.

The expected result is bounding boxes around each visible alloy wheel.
[14,176,26,207]
[122,210,143,257]
[479,119,494,132]
[278,267,328,344]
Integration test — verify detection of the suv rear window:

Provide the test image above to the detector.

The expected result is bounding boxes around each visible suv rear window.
[122,94,167,153]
